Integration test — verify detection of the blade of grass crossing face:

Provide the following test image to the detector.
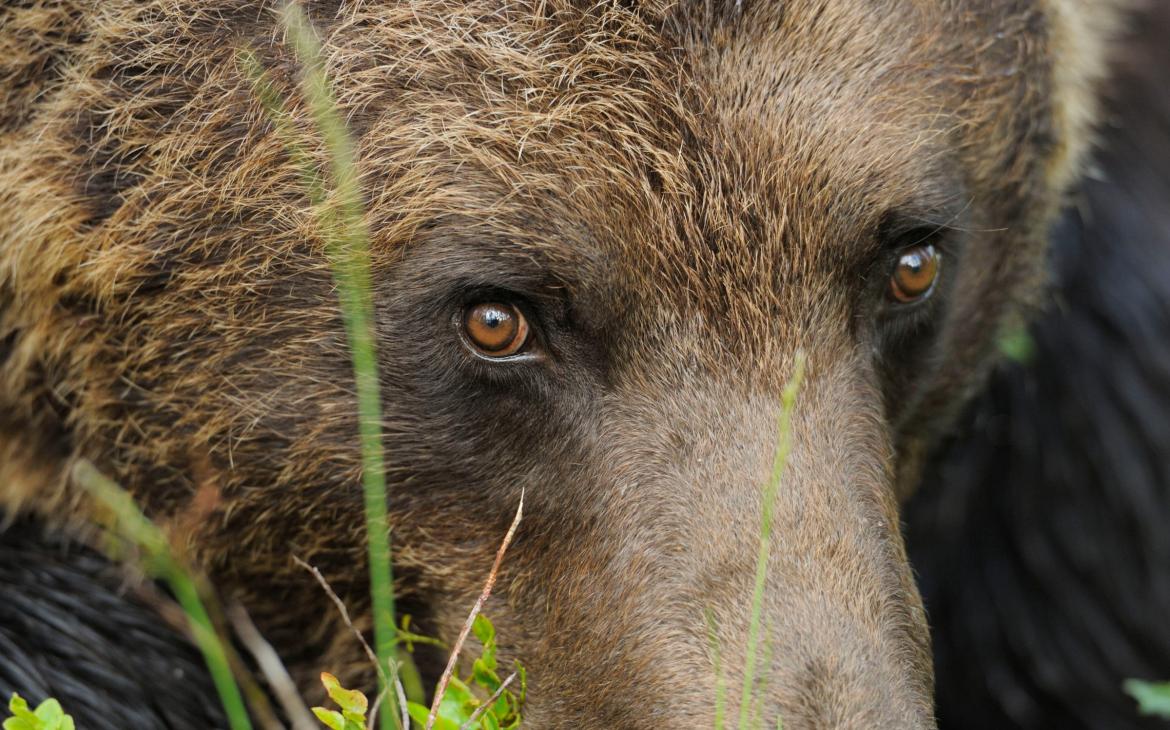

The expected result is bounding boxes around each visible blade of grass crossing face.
[705,608,728,730]
[274,5,400,727]
[237,49,327,215]
[73,461,253,730]
[736,353,806,730]
[752,621,776,730]
[244,35,424,730]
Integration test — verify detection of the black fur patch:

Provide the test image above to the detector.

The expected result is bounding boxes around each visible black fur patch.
[0,518,226,730]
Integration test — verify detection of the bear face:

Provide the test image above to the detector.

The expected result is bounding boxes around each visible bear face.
[0,1,1121,727]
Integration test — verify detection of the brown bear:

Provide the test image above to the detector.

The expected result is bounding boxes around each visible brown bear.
[0,0,1128,727]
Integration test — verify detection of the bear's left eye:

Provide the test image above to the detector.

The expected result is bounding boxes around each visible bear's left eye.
[462,302,531,357]
[888,243,940,303]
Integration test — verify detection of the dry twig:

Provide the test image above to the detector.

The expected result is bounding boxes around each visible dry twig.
[227,603,317,730]
[292,555,409,730]
[293,555,384,680]
[458,672,518,730]
[425,491,525,730]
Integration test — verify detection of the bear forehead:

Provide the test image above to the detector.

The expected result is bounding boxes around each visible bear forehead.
[10,0,1050,356]
[354,1,989,317]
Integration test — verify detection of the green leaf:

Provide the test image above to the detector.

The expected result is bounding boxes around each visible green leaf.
[1124,679,1170,719]
[320,673,368,717]
[480,647,498,673]
[312,707,346,730]
[433,703,465,730]
[472,615,495,646]
[407,697,464,730]
[3,695,76,730]
[407,701,431,728]
[472,664,500,693]
[433,715,462,730]
[439,677,477,726]
[443,676,474,708]
[32,700,63,727]
[491,691,510,718]
[6,696,33,721]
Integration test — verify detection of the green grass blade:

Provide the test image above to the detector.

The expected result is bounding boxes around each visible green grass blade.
[242,5,413,725]
[73,461,253,730]
[752,621,775,730]
[273,6,401,728]
[705,608,727,730]
[736,353,806,730]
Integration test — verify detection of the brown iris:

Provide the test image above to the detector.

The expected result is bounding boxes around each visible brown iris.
[463,302,530,357]
[889,243,940,303]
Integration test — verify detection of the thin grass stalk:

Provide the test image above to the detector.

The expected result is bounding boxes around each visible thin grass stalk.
[227,603,318,730]
[736,353,806,730]
[73,460,253,730]
[752,621,776,730]
[425,492,524,730]
[705,608,728,730]
[274,6,400,728]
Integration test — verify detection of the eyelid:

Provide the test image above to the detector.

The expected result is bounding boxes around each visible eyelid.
[885,224,944,250]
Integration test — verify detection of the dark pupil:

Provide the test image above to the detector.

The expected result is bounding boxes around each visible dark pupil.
[469,304,518,352]
[901,252,925,275]
[480,306,510,331]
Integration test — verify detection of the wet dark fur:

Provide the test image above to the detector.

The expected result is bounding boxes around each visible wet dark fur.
[0,0,1129,727]
[0,518,224,729]
[907,3,1170,727]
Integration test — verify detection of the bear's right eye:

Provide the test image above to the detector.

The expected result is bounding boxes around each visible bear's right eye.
[461,302,531,358]
[888,243,941,304]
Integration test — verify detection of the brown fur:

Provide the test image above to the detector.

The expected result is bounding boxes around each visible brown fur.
[0,1,1124,726]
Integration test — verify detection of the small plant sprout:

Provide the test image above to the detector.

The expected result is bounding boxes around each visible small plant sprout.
[3,695,75,730]
[313,673,370,730]
[407,614,525,730]
[308,616,523,730]
[1124,679,1170,719]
